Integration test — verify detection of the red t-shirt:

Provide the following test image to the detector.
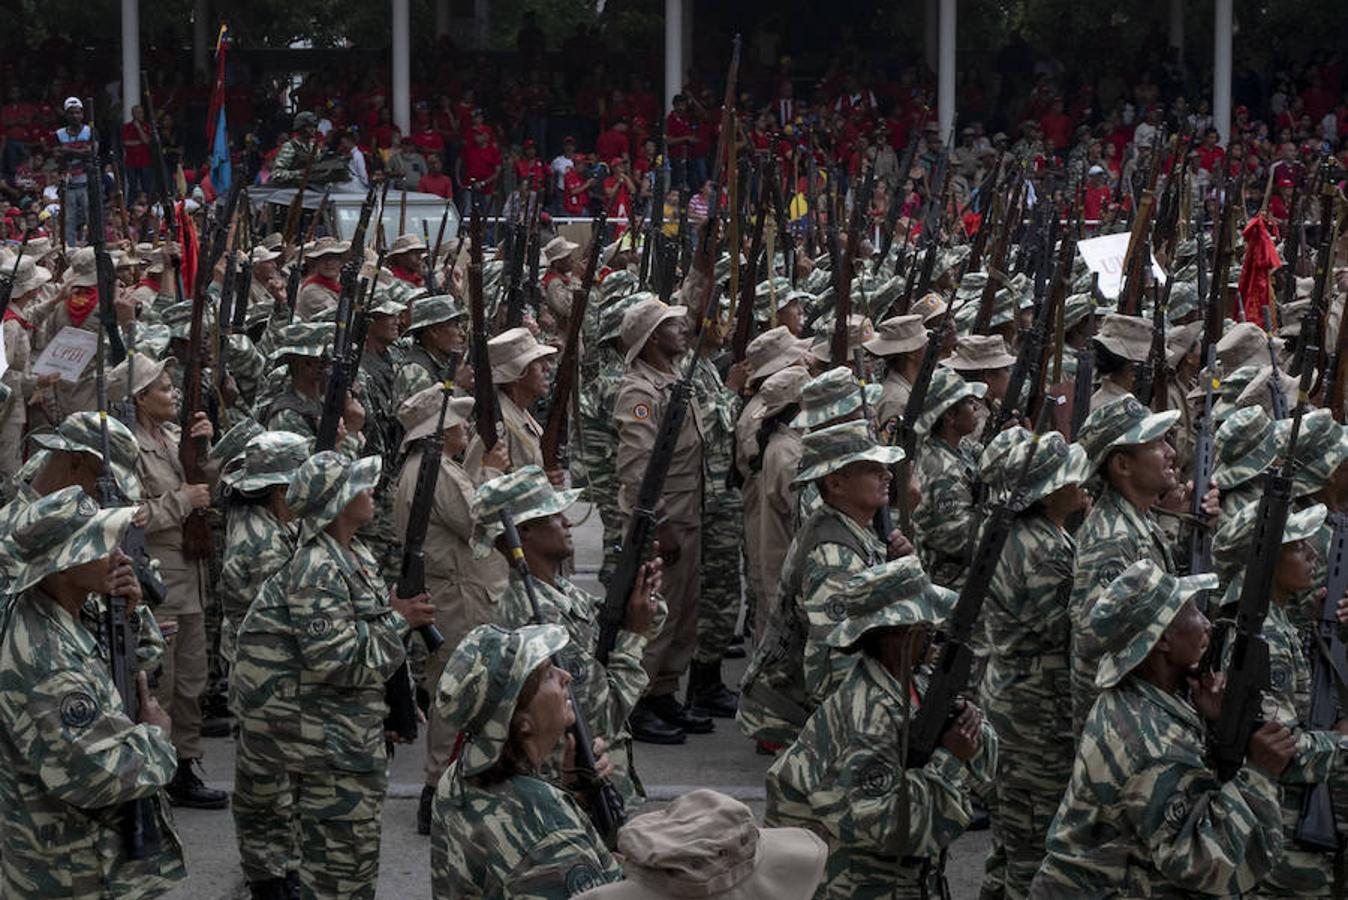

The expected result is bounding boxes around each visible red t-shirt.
[419,172,453,199]
[562,168,588,214]
[1040,112,1073,150]
[462,142,502,192]
[1195,144,1226,173]
[666,112,694,160]
[1,101,35,141]
[122,120,152,168]
[1083,184,1111,222]
[596,128,629,162]
[412,129,445,157]
[513,158,547,191]
[373,124,399,151]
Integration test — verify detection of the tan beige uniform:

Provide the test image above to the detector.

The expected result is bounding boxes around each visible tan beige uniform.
[135,420,210,762]
[1089,377,1131,411]
[393,448,509,785]
[295,279,340,322]
[733,393,768,616]
[756,426,804,631]
[0,311,37,490]
[30,300,101,429]
[615,357,704,697]
[874,369,913,434]
[465,392,544,480]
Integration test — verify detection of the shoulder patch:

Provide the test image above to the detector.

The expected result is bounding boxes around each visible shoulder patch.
[857,759,894,798]
[564,862,603,896]
[60,691,98,729]
[1095,562,1126,589]
[632,402,651,421]
[1163,794,1190,830]
[825,597,848,623]
[307,615,334,638]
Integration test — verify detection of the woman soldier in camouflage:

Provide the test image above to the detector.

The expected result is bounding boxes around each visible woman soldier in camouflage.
[432,623,623,898]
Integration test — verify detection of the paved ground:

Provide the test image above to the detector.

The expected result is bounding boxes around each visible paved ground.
[165,502,994,898]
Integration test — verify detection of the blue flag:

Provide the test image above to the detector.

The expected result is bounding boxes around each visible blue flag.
[210,105,231,194]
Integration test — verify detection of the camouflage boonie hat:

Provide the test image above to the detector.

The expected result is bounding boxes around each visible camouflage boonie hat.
[601,291,651,345]
[368,286,408,317]
[1291,409,1348,498]
[29,411,140,500]
[799,267,831,295]
[1062,293,1095,332]
[222,431,312,494]
[915,368,988,436]
[409,294,466,333]
[863,314,927,357]
[754,366,811,421]
[996,430,1090,513]
[9,486,135,594]
[808,314,875,362]
[286,450,382,539]
[160,302,196,341]
[208,418,265,467]
[271,322,336,361]
[954,271,986,303]
[398,385,474,451]
[935,245,970,280]
[1209,364,1260,424]
[1211,406,1278,490]
[745,325,812,383]
[600,269,640,302]
[1091,560,1218,689]
[435,623,570,778]
[1165,281,1200,323]
[793,419,904,485]
[1076,396,1181,474]
[473,464,583,556]
[825,557,956,650]
[754,276,793,310]
[1173,238,1198,263]
[135,323,172,360]
[792,366,881,430]
[1213,502,1326,583]
[856,275,904,319]
[978,426,1029,497]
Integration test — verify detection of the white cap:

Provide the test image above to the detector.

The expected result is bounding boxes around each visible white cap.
[63,97,83,110]
[1088,164,1106,176]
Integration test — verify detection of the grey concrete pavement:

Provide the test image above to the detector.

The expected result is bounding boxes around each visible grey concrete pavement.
[166,501,995,898]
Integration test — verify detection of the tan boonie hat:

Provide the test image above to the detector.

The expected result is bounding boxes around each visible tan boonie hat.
[286,450,381,539]
[824,556,956,650]
[8,486,135,594]
[1165,320,1202,368]
[622,298,688,366]
[543,235,579,264]
[791,366,881,430]
[754,365,812,421]
[67,246,98,288]
[793,419,904,485]
[250,245,281,265]
[388,233,427,256]
[221,431,312,494]
[1092,313,1151,362]
[113,249,140,269]
[1092,560,1217,689]
[941,334,1017,371]
[1217,321,1282,374]
[1235,365,1298,419]
[489,326,558,383]
[909,291,949,325]
[745,325,812,383]
[305,236,351,259]
[108,355,176,402]
[10,257,52,296]
[577,789,827,900]
[863,314,928,357]
[397,384,475,451]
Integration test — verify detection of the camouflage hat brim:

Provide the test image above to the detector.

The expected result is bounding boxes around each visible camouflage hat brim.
[27,433,141,501]
[12,505,135,594]
[472,487,584,558]
[790,383,881,430]
[1212,434,1278,490]
[915,380,988,436]
[825,583,957,649]
[792,442,905,485]
[1010,442,1090,512]
[299,455,382,540]
[1293,425,1348,498]
[1086,409,1181,474]
[1094,572,1217,689]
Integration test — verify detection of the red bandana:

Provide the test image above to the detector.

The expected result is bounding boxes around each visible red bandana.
[390,264,423,287]
[66,287,99,327]
[3,308,32,330]
[303,273,342,294]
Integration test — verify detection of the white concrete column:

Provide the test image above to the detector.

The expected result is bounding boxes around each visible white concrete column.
[434,0,450,39]
[192,0,209,76]
[681,0,693,85]
[925,0,939,75]
[1168,0,1184,58]
[938,0,956,141]
[121,0,139,123]
[474,0,490,49]
[392,0,411,135]
[664,0,683,110]
[1213,0,1232,144]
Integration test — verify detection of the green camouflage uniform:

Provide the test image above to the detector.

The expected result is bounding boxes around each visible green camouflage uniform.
[692,355,744,665]
[913,435,981,591]
[766,656,998,898]
[219,504,296,667]
[357,346,403,582]
[1068,485,1174,734]
[393,343,453,413]
[574,345,627,588]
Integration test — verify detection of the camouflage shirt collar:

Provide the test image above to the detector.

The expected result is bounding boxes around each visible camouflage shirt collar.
[1124,672,1203,731]
[28,587,100,660]
[821,500,888,558]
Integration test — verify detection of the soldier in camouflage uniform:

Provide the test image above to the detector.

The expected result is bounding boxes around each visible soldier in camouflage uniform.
[766,556,996,899]
[1211,406,1279,517]
[356,290,411,581]
[475,465,662,795]
[1030,560,1292,898]
[270,111,322,186]
[976,430,1090,900]
[1069,397,1182,733]
[912,368,987,590]
[431,623,624,898]
[1211,501,1348,897]
[231,451,436,898]
[393,295,470,411]
[0,487,187,898]
[259,321,364,457]
[738,420,900,752]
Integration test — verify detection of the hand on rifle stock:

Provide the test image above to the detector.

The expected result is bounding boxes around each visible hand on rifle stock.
[483,440,511,473]
[104,548,142,613]
[940,700,983,762]
[187,410,213,442]
[137,671,172,732]
[343,392,366,436]
[563,735,614,786]
[1189,671,1225,721]
[390,590,436,629]
[725,360,750,395]
[624,558,663,634]
[655,520,682,566]
[885,529,914,560]
[1247,721,1296,777]
[545,468,567,488]
[181,483,212,510]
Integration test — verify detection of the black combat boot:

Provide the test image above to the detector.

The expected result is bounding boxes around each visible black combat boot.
[686,659,739,718]
[247,878,288,900]
[167,759,228,809]
[417,784,434,836]
[630,698,687,744]
[646,692,714,734]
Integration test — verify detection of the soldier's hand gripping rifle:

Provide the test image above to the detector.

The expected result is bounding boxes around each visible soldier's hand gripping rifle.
[906,402,1054,768]
[1210,362,1315,782]
[498,509,626,846]
[891,317,949,541]
[540,212,606,472]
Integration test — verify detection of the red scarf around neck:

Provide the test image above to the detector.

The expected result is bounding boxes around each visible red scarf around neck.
[303,273,342,294]
[66,287,98,327]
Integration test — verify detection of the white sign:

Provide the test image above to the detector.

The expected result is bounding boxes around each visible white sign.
[33,326,98,383]
[1077,232,1168,301]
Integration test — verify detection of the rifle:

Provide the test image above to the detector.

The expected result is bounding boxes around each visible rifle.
[639,141,668,288]
[540,212,605,471]
[1132,273,1172,409]
[281,155,318,247]
[598,319,712,664]
[1295,510,1348,849]
[878,132,921,265]
[730,179,769,361]
[500,196,530,329]
[979,237,1054,446]
[1210,362,1315,782]
[498,509,626,845]
[854,347,895,543]
[690,36,742,330]
[767,167,796,289]
[892,319,948,540]
[467,210,501,450]
[1030,199,1080,423]
[1294,163,1334,380]
[1188,217,1219,597]
[83,101,126,365]
[832,163,876,366]
[973,178,1024,334]
[907,402,1053,767]
[911,147,954,301]
[426,193,454,295]
[0,230,31,320]
[966,154,1007,273]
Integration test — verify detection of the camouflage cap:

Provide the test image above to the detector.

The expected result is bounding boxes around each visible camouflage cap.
[793,419,904,485]
[940,334,1016,371]
[754,366,812,421]
[1166,281,1201,323]
[474,464,582,534]
[807,314,875,362]
[222,431,312,493]
[1062,293,1095,332]
[435,623,570,777]
[856,275,905,320]
[791,366,880,430]
[622,298,688,366]
[744,325,812,383]
[909,291,949,325]
[935,245,970,279]
[978,426,1029,495]
[9,486,135,594]
[1092,313,1151,362]
[367,286,408,317]
[754,276,793,310]
[825,557,956,650]
[397,385,475,451]
[160,301,196,341]
[953,271,986,303]
[1076,396,1181,474]
[862,314,928,357]
[601,291,651,345]
[1290,409,1348,498]
[28,411,140,500]
[135,323,172,360]
[489,326,558,383]
[1091,560,1218,689]
[1216,322,1282,375]
[1211,406,1278,490]
[601,269,640,302]
[285,450,382,539]
[207,418,265,467]
[409,294,467,333]
[995,430,1090,512]
[1213,501,1326,584]
[915,368,988,436]
[271,322,336,361]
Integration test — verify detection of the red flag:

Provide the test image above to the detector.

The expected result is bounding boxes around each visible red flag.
[204,26,229,151]
[1238,214,1281,326]
[177,200,200,296]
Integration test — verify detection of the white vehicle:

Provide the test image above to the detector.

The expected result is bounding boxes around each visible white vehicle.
[247,186,460,248]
